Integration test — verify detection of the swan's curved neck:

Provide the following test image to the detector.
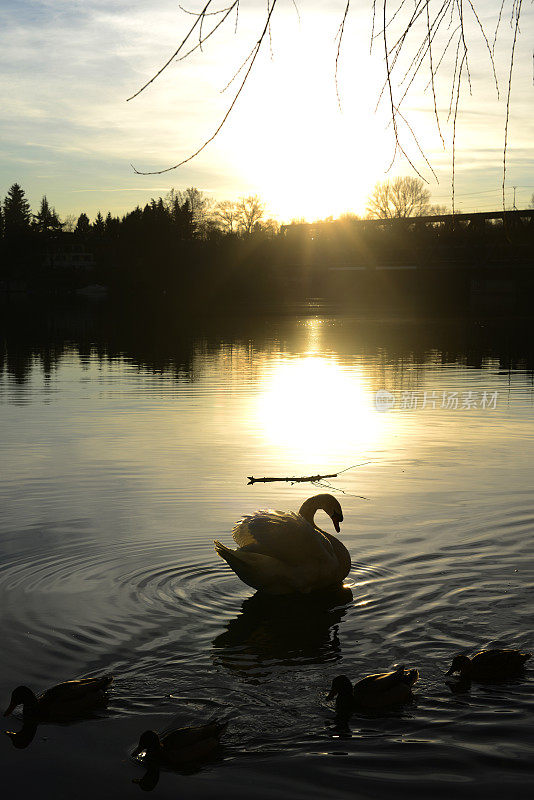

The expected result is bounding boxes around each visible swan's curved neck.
[299,496,325,523]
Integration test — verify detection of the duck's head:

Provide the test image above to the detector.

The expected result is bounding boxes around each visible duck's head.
[445,654,471,676]
[327,675,353,700]
[4,686,37,717]
[133,730,161,759]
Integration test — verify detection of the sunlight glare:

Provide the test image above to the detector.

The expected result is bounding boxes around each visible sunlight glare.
[257,355,380,462]
[221,14,390,221]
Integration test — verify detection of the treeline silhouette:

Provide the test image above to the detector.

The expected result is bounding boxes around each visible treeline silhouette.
[0,183,284,303]
[1,182,533,313]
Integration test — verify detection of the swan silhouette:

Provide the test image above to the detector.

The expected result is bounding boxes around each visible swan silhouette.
[214,494,350,594]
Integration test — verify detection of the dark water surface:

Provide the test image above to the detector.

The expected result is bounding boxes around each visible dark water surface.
[1,300,533,798]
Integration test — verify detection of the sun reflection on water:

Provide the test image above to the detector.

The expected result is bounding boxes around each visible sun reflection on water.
[257,354,383,463]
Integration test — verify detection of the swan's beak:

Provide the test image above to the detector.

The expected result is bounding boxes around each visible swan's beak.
[331,513,342,533]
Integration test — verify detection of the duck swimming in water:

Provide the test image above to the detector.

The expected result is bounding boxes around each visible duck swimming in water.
[132,719,228,767]
[446,649,531,682]
[3,675,113,720]
[214,494,350,594]
[328,666,419,713]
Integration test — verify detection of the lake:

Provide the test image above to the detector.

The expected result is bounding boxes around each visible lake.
[1,299,533,798]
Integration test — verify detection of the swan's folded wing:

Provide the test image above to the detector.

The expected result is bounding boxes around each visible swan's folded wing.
[232,510,333,565]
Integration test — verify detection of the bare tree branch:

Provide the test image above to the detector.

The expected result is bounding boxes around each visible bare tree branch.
[335,1,351,111]
[127,1,527,208]
[127,1,215,102]
[131,0,279,175]
[177,2,240,63]
[502,0,523,208]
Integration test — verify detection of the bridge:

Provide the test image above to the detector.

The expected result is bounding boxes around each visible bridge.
[281,208,534,236]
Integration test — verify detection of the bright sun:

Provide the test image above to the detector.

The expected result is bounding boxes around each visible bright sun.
[219,13,390,222]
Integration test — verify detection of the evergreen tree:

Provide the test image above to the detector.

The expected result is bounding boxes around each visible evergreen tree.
[33,195,63,235]
[104,211,113,234]
[170,195,194,240]
[93,212,105,237]
[104,211,120,239]
[3,183,32,237]
[75,212,91,236]
[166,187,207,238]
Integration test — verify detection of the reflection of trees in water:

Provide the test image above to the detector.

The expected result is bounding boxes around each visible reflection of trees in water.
[0,299,264,386]
[211,588,353,681]
[1,298,534,386]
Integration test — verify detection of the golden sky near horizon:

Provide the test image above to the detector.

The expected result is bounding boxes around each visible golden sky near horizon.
[1,1,533,222]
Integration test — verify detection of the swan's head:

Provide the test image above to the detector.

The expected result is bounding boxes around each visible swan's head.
[299,494,344,532]
[320,494,343,532]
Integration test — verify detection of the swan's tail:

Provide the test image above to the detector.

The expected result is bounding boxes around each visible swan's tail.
[214,540,294,594]
[214,540,232,560]
[214,540,268,591]
[213,541,251,580]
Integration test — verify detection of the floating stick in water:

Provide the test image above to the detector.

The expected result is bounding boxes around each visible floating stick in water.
[247,463,371,485]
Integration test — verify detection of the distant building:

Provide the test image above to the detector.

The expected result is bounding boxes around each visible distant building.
[43,243,96,270]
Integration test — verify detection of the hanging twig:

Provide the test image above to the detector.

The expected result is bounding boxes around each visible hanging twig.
[451,51,466,215]
[334,1,351,111]
[176,3,241,64]
[131,0,278,174]
[502,0,522,209]
[426,1,445,146]
[127,1,217,102]
[127,1,525,206]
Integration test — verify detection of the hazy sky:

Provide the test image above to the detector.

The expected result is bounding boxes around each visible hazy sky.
[1,1,533,221]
